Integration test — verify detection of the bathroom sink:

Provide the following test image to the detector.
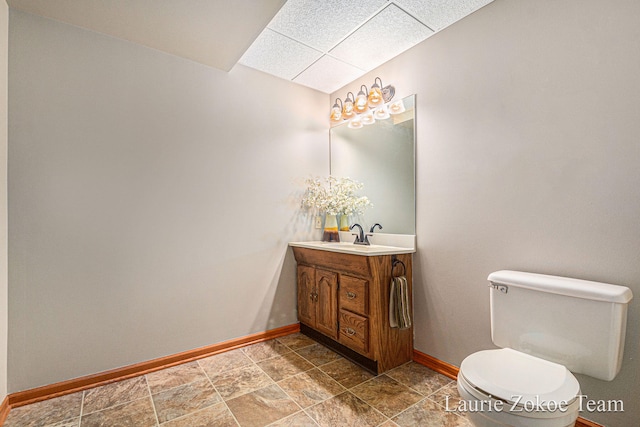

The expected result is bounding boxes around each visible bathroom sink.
[289,241,414,256]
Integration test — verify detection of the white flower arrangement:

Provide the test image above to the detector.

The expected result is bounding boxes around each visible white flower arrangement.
[301,176,372,216]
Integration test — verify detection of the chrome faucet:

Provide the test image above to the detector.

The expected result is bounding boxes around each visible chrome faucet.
[350,223,369,245]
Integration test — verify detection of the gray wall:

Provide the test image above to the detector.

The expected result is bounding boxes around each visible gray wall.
[8,10,328,392]
[333,0,640,425]
[1,0,8,404]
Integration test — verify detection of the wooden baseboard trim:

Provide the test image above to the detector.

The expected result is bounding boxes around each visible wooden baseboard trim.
[412,349,459,380]
[0,396,9,426]
[412,349,604,427]
[7,323,299,410]
[574,419,605,427]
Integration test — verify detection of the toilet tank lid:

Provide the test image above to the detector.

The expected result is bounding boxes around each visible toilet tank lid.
[488,270,633,303]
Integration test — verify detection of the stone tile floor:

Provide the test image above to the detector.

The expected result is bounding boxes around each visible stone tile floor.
[4,333,472,427]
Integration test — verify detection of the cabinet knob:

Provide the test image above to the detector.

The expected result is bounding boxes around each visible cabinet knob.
[346,291,357,299]
[310,292,318,302]
[343,327,356,336]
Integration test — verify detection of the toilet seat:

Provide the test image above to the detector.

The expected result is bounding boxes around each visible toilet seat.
[459,348,580,412]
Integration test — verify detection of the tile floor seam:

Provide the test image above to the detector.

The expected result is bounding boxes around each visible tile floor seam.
[198,365,242,427]
[345,370,381,392]
[151,402,225,427]
[197,358,227,405]
[241,341,294,364]
[433,395,460,414]
[77,390,86,427]
[387,395,431,423]
[76,395,156,424]
[353,389,395,425]
[277,340,317,354]
[273,381,305,412]
[291,343,342,370]
[275,368,346,412]
[144,375,161,427]
[304,389,392,427]
[352,373,425,419]
[265,410,320,427]
[246,352,279,392]
[276,352,353,411]
[221,400,242,427]
[146,365,210,397]
[290,350,318,369]
[427,379,456,398]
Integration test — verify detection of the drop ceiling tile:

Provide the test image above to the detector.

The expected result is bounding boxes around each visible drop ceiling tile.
[329,4,433,71]
[395,0,494,31]
[268,0,387,52]
[294,55,366,94]
[238,28,322,80]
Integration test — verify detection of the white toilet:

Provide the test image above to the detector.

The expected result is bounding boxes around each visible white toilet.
[457,270,633,427]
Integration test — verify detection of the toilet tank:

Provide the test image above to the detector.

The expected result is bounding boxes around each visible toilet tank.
[488,270,633,381]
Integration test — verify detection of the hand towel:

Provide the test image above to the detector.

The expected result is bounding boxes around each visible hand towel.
[389,275,411,329]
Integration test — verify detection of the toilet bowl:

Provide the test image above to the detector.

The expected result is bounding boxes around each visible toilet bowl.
[457,348,580,427]
[458,270,633,427]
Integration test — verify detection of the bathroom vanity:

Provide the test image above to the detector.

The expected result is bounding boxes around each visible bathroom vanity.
[290,242,414,374]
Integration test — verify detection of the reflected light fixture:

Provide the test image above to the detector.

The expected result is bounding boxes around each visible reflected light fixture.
[354,85,369,114]
[368,77,383,108]
[361,110,375,125]
[373,104,390,120]
[342,92,355,120]
[330,98,343,124]
[348,115,363,129]
[388,99,405,115]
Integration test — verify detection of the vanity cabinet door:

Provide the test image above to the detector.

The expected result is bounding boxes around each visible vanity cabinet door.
[297,265,316,327]
[315,269,338,339]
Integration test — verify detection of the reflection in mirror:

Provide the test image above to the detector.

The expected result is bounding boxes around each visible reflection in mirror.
[330,95,415,235]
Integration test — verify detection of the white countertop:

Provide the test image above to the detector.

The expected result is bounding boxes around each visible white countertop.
[289,238,415,256]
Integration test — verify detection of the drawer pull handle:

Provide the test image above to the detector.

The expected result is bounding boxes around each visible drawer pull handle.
[346,292,357,299]
[344,327,356,336]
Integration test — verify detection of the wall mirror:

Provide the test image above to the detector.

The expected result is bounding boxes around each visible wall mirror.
[330,94,416,235]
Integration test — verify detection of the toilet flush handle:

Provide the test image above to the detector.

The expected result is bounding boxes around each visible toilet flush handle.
[488,282,509,294]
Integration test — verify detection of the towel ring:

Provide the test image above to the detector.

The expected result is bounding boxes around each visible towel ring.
[391,258,406,277]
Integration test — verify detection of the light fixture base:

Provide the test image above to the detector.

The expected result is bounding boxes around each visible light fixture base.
[382,85,395,103]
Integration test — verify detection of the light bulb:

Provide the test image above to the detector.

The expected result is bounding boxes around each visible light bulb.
[354,85,369,113]
[368,78,383,107]
[342,92,355,119]
[330,99,343,124]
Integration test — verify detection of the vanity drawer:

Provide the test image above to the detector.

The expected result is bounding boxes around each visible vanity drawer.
[339,275,368,316]
[338,309,368,354]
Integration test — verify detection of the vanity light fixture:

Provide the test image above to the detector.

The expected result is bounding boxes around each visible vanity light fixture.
[342,92,355,119]
[330,98,343,124]
[368,77,384,108]
[329,77,396,128]
[354,85,369,114]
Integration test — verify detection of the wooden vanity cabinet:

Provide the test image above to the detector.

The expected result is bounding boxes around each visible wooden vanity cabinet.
[292,247,413,374]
